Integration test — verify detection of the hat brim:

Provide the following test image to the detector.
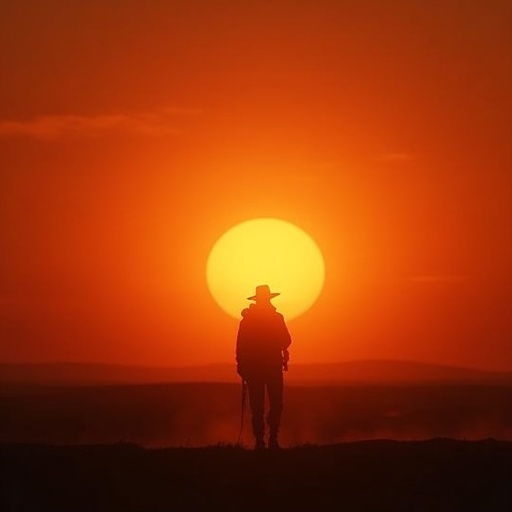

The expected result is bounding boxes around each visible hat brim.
[247,292,281,301]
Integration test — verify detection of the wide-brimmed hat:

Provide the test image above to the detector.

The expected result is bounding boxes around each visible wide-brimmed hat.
[247,284,281,301]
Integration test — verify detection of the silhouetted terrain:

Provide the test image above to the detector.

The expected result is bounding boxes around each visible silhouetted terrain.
[2,368,511,511]
[2,360,511,386]
[1,382,511,446]
[2,439,511,512]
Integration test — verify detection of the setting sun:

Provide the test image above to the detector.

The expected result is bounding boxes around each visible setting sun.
[206,218,325,321]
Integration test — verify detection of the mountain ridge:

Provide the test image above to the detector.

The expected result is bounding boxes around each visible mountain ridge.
[1,359,511,386]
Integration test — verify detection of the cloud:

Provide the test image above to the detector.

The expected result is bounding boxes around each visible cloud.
[0,107,201,140]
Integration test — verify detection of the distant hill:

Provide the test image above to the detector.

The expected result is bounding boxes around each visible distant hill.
[1,360,511,386]
[288,360,512,385]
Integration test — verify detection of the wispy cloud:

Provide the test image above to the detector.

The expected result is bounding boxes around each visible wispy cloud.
[0,107,201,140]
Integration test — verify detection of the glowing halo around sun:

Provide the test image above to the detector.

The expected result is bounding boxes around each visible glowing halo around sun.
[206,218,325,320]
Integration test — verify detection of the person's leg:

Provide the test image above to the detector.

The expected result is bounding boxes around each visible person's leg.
[247,378,265,449]
[266,371,284,449]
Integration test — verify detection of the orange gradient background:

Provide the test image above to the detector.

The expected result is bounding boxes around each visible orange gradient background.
[0,0,510,370]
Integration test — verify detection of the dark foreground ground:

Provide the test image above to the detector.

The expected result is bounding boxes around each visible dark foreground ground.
[1,439,511,512]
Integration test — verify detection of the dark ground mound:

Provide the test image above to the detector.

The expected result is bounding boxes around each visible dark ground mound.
[1,439,511,512]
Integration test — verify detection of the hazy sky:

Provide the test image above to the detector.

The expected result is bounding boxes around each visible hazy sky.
[1,0,511,370]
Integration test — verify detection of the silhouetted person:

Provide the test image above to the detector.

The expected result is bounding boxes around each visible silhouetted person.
[236,284,292,450]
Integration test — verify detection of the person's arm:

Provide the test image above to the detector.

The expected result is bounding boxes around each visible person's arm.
[277,313,291,370]
[277,314,292,350]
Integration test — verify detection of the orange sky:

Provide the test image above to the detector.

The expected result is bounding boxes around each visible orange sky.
[1,0,511,370]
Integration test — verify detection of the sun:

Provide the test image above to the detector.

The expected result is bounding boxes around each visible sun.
[206,218,325,320]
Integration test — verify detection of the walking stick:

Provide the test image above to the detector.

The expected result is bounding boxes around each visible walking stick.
[237,378,247,445]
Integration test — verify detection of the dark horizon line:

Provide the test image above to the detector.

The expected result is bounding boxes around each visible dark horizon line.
[1,358,511,374]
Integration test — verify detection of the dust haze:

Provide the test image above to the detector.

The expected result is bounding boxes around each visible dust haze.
[1,382,511,448]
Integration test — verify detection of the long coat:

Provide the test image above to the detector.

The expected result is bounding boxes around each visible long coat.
[236,303,291,379]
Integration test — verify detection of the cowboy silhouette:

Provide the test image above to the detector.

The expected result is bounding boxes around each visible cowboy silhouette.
[236,284,292,450]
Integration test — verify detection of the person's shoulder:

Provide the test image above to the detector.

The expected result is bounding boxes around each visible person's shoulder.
[274,311,286,321]
[240,304,257,320]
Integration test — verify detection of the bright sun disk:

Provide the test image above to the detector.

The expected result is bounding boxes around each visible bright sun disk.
[206,218,325,320]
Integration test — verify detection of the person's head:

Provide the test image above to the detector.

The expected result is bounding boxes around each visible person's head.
[247,284,280,305]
